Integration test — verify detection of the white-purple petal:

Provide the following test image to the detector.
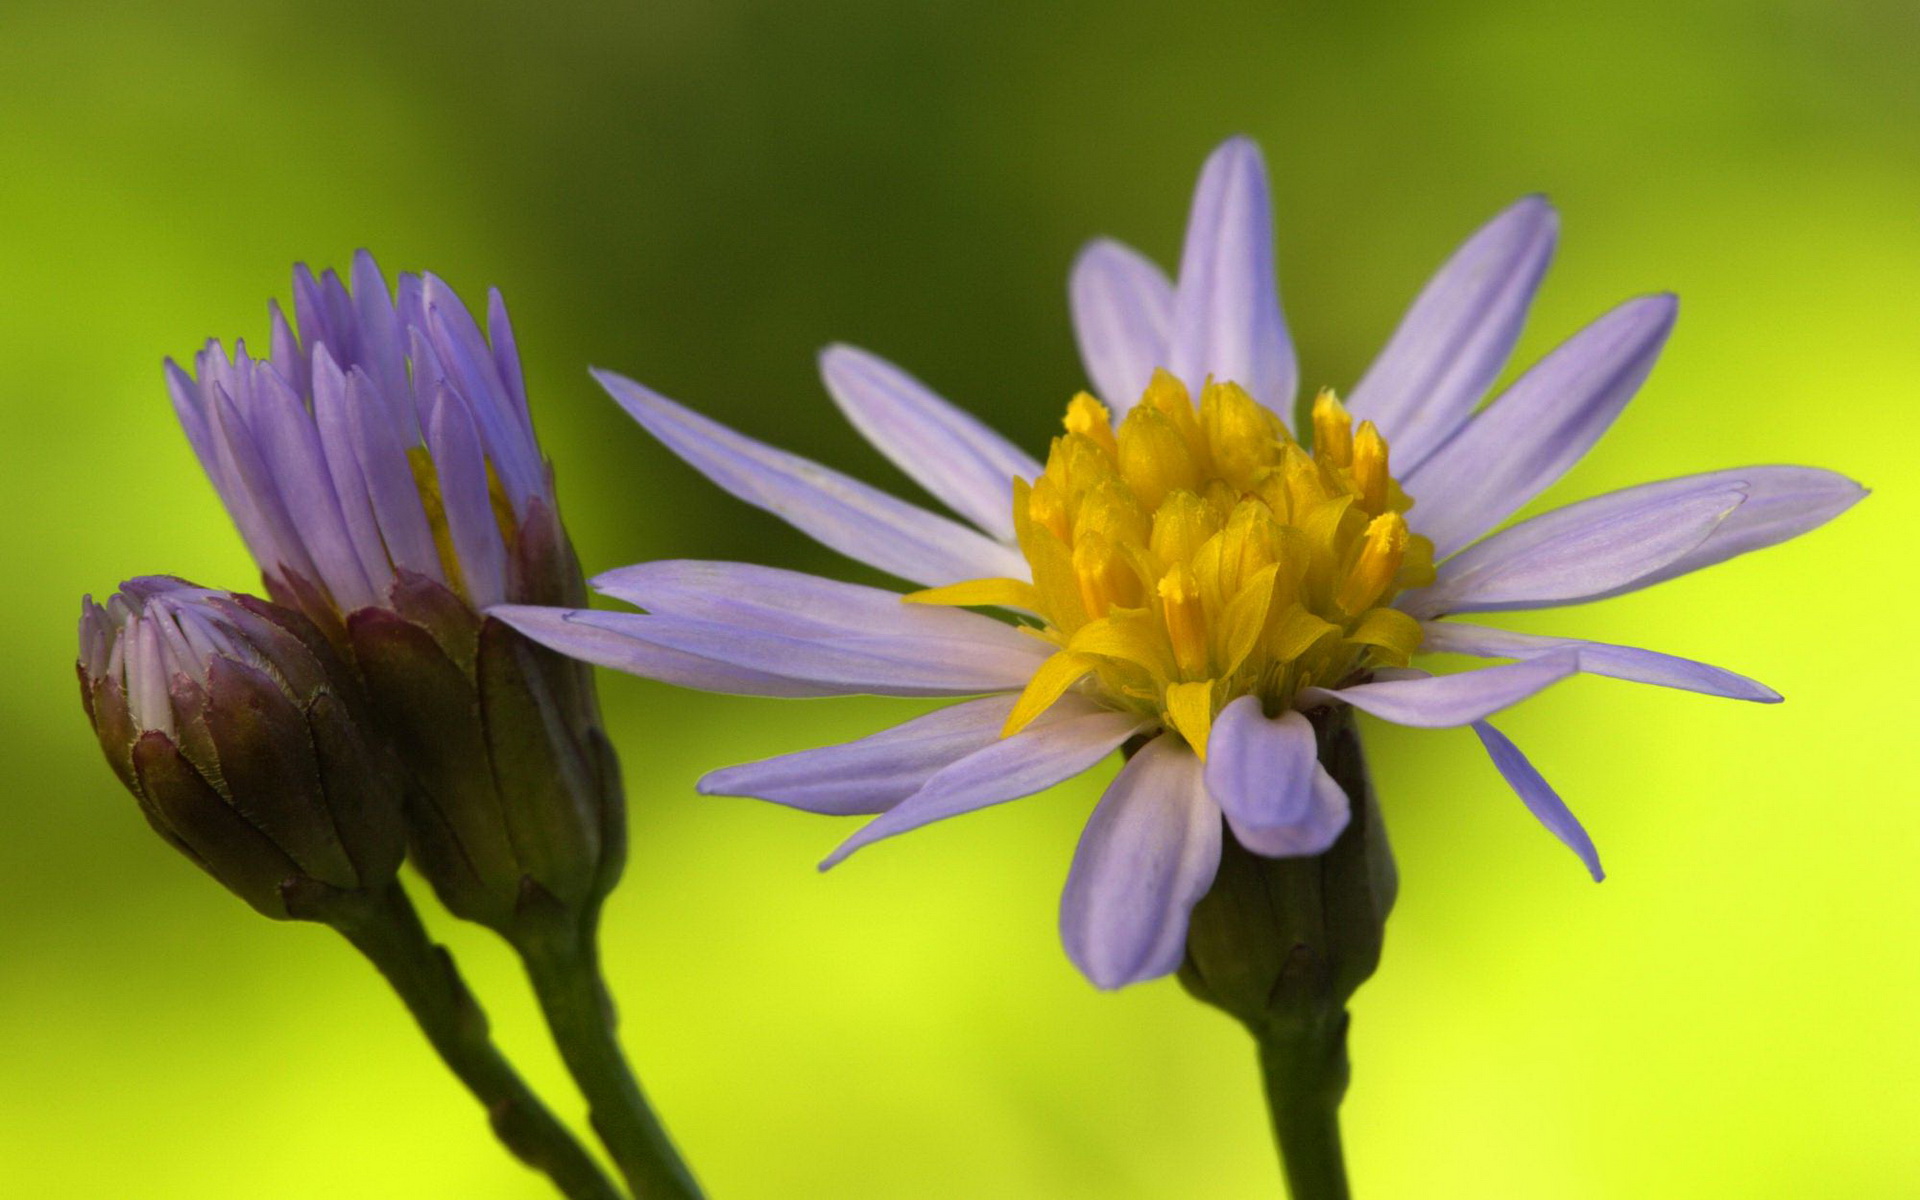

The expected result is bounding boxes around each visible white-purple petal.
[424,387,509,608]
[1303,654,1578,728]
[595,369,1028,588]
[489,605,854,698]
[699,693,1027,815]
[1059,735,1222,990]
[1203,699,1351,857]
[1404,294,1679,559]
[1348,196,1558,472]
[820,706,1147,867]
[1165,138,1296,414]
[1068,238,1174,416]
[1419,621,1780,702]
[818,344,1039,540]
[1402,476,1747,617]
[1473,721,1603,881]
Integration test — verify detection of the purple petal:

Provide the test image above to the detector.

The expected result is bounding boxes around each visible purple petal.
[346,251,414,432]
[818,344,1039,540]
[338,360,445,586]
[592,560,1045,654]
[1404,294,1679,558]
[699,694,1026,815]
[820,706,1147,867]
[1584,466,1867,598]
[423,274,544,513]
[1165,138,1296,414]
[1069,238,1174,416]
[1303,654,1578,728]
[1402,476,1746,616]
[1473,721,1603,880]
[1420,621,1780,702]
[245,365,378,609]
[1203,699,1351,857]
[1348,197,1558,472]
[595,369,1028,588]
[424,388,509,608]
[206,383,320,587]
[489,605,853,697]
[1059,735,1222,990]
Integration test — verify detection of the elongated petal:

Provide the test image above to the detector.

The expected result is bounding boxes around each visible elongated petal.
[1585,466,1868,598]
[1405,294,1678,558]
[1069,238,1174,415]
[596,369,1027,587]
[489,605,854,697]
[1420,621,1780,702]
[492,605,1041,697]
[818,345,1039,539]
[1348,197,1558,471]
[700,694,1027,815]
[1060,736,1222,989]
[1303,654,1577,728]
[1473,721,1603,880]
[1203,699,1350,856]
[820,707,1146,867]
[1402,476,1746,616]
[425,388,508,608]
[593,560,1044,655]
[1166,138,1296,413]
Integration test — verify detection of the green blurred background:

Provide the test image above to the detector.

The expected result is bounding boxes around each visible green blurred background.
[4,1,1915,1195]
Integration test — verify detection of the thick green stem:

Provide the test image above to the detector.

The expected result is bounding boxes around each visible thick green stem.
[516,914,703,1200]
[1256,1015,1352,1200]
[305,879,625,1200]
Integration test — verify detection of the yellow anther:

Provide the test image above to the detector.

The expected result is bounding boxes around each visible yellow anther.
[1073,534,1141,619]
[1063,392,1118,457]
[1352,420,1390,515]
[1148,491,1218,571]
[1027,477,1071,543]
[1280,442,1332,521]
[1312,389,1354,467]
[1117,407,1201,513]
[1200,381,1282,488]
[1337,512,1410,615]
[1157,564,1211,680]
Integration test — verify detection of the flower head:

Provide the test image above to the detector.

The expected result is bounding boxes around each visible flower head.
[498,138,1864,988]
[168,258,621,936]
[78,578,405,918]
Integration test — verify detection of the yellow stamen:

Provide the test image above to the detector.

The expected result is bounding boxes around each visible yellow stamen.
[1352,421,1390,515]
[1337,513,1410,615]
[1064,392,1117,457]
[1311,389,1354,467]
[1157,564,1211,680]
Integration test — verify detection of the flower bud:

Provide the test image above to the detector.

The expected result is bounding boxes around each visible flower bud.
[1177,705,1396,1033]
[165,256,623,936]
[77,578,405,919]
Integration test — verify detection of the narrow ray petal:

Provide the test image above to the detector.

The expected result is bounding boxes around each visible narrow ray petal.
[1401,477,1746,616]
[1348,196,1559,471]
[1069,238,1175,416]
[424,388,508,608]
[1420,621,1779,702]
[1165,138,1296,413]
[1060,736,1222,989]
[595,369,1027,587]
[488,605,855,697]
[1473,721,1603,880]
[821,707,1147,867]
[1203,698,1351,857]
[819,344,1040,539]
[1405,294,1678,558]
[1302,653,1578,728]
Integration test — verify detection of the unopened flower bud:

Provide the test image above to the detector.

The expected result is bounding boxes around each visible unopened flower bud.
[77,578,405,919]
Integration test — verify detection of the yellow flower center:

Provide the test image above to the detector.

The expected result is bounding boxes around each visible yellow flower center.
[908,371,1435,757]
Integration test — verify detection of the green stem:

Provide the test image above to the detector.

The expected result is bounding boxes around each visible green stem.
[516,914,703,1200]
[309,880,626,1200]
[1255,1015,1353,1200]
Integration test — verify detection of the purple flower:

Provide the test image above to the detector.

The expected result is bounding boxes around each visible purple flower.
[494,138,1864,989]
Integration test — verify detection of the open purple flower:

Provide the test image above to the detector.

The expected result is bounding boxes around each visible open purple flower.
[496,138,1863,989]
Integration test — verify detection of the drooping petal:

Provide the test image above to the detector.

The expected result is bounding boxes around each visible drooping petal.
[1401,476,1746,617]
[1420,621,1779,702]
[489,605,855,697]
[1165,138,1296,414]
[1583,466,1868,599]
[820,707,1147,867]
[595,369,1027,587]
[818,344,1040,539]
[1202,698,1350,856]
[1302,653,1578,728]
[1069,238,1174,416]
[593,560,1045,654]
[1348,196,1558,472]
[1473,721,1603,880]
[1059,735,1222,990]
[699,694,1026,815]
[1404,293,1679,558]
